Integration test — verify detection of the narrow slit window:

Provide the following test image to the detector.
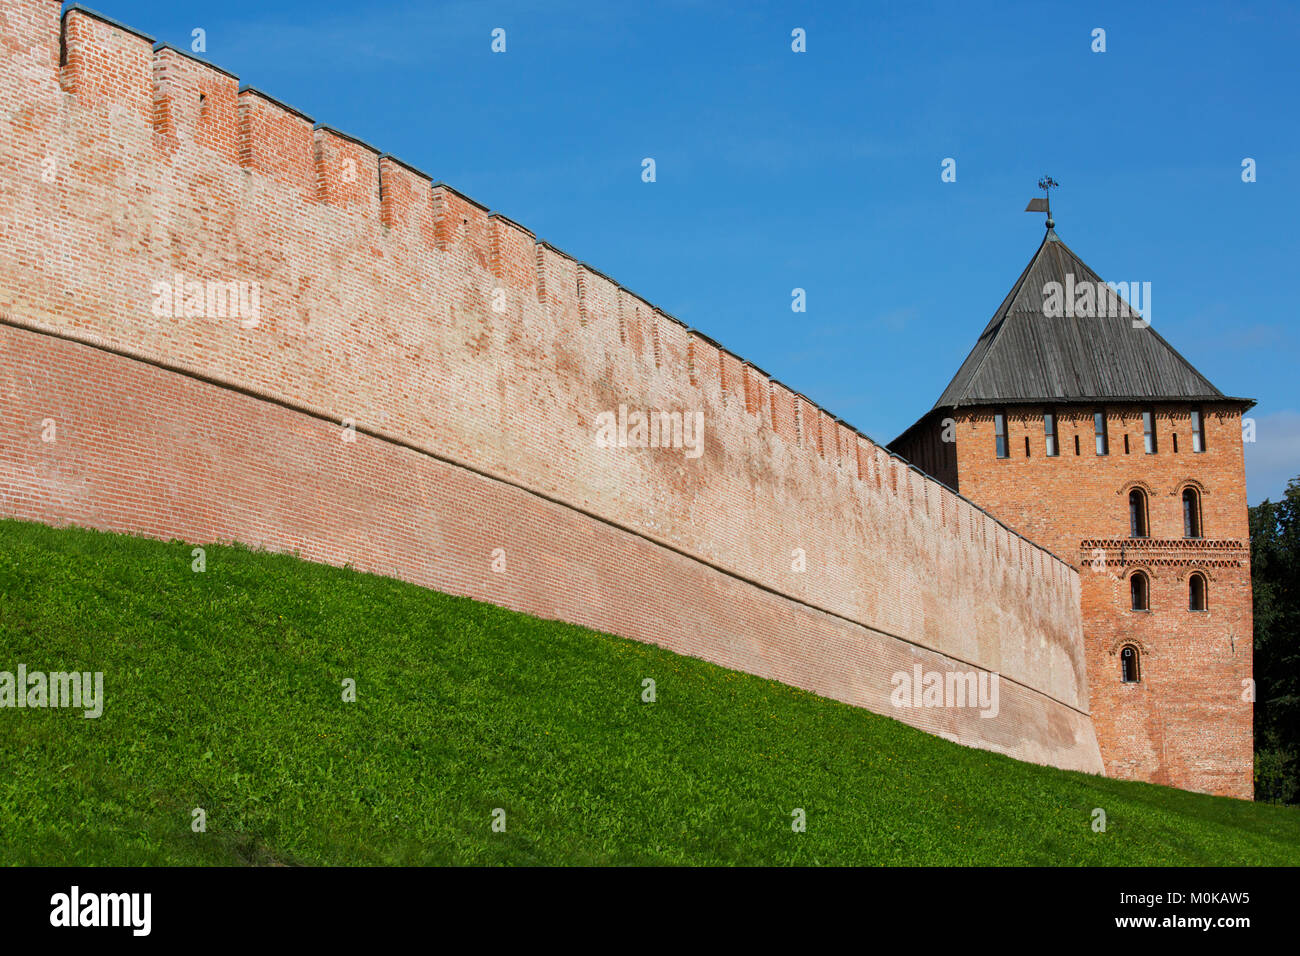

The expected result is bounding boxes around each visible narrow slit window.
[1094,410,1109,455]
[994,411,1008,459]
[1129,489,1148,538]
[1130,572,1149,611]
[1143,408,1157,453]
[1183,488,1202,538]
[1191,408,1205,452]
[1189,573,1207,611]
[1044,411,1058,457]
[1120,645,1141,683]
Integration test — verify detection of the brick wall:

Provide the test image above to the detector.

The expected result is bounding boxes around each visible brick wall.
[0,0,1103,772]
[0,323,1104,770]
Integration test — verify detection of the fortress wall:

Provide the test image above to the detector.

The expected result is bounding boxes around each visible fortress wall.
[0,0,1103,770]
[0,323,1104,772]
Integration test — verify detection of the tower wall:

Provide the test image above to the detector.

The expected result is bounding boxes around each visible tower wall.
[948,404,1253,798]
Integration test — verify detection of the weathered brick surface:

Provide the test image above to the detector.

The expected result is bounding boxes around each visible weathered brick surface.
[908,404,1254,798]
[0,0,1103,772]
[0,324,1103,771]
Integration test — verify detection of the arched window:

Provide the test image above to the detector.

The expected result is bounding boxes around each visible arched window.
[1182,488,1202,538]
[1120,645,1141,683]
[1129,489,1148,538]
[1189,573,1207,611]
[1130,571,1149,611]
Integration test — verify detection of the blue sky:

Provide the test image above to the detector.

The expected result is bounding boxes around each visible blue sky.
[106,0,1299,504]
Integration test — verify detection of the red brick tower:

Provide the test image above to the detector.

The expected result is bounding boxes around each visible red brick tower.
[891,224,1255,798]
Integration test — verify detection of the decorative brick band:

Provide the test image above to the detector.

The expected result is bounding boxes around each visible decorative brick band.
[1079,538,1247,568]
[1080,538,1246,551]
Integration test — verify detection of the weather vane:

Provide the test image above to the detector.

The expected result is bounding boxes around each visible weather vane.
[1025,176,1059,229]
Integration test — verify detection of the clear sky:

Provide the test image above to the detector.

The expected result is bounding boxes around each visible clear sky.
[106,0,1299,504]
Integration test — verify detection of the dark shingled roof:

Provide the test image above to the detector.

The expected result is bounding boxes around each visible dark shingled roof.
[930,229,1240,410]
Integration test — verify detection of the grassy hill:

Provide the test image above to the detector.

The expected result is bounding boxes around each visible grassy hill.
[0,516,1296,866]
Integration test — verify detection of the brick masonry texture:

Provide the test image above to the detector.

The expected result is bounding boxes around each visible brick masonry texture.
[897,404,1253,798]
[0,0,1104,773]
[0,324,1103,770]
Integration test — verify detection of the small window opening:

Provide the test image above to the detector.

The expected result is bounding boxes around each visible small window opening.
[1130,572,1149,611]
[1143,408,1157,453]
[1129,489,1148,538]
[1120,645,1141,683]
[1183,488,1202,538]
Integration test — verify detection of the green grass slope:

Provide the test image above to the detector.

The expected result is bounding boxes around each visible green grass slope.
[0,517,1296,866]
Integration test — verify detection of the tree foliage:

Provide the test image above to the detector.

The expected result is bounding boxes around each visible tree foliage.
[1250,475,1300,802]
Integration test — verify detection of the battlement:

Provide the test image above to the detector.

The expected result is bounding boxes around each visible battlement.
[12,5,1057,566]
[27,4,1073,566]
[0,0,1102,771]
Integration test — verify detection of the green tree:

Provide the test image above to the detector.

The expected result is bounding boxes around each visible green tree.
[1250,475,1300,802]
